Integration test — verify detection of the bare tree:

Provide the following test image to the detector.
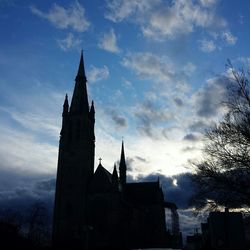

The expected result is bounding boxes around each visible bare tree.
[26,202,50,246]
[191,62,250,211]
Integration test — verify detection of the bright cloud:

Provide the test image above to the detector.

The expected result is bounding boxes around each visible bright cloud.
[0,124,57,175]
[98,28,120,53]
[88,65,110,83]
[222,31,237,45]
[30,1,90,32]
[122,52,175,83]
[57,33,82,51]
[199,39,216,52]
[105,0,226,40]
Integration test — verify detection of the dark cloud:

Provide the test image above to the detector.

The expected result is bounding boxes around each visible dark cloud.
[136,172,205,240]
[115,157,135,172]
[0,167,54,217]
[134,100,174,138]
[194,76,228,118]
[188,120,209,133]
[35,179,56,192]
[135,156,148,163]
[125,157,135,171]
[137,172,195,209]
[183,133,199,141]
[110,110,127,128]
[174,97,184,107]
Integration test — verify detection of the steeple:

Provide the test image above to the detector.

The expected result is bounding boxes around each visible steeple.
[70,51,89,114]
[89,100,95,120]
[112,164,118,181]
[112,164,119,191]
[75,50,87,81]
[119,141,127,187]
[63,94,69,115]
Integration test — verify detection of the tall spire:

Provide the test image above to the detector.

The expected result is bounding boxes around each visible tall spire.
[75,50,86,81]
[89,100,95,120]
[70,51,89,114]
[119,140,127,187]
[63,94,69,116]
[112,163,119,191]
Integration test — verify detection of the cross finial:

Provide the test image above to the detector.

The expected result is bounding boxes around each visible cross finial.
[99,157,102,164]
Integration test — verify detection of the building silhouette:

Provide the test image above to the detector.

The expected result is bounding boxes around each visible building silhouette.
[52,52,181,250]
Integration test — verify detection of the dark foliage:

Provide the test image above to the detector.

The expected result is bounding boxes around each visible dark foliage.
[191,62,250,211]
[0,202,51,249]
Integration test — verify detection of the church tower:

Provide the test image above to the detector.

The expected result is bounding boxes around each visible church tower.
[52,51,95,247]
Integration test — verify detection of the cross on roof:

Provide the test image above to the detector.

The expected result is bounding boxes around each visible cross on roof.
[99,157,102,164]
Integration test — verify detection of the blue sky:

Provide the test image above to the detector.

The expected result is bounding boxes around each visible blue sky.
[0,0,249,236]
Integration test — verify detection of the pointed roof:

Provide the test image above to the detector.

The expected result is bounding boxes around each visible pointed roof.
[89,100,95,120]
[75,50,86,81]
[63,94,69,106]
[89,163,113,193]
[119,140,126,170]
[63,94,69,115]
[112,164,118,180]
[70,51,89,114]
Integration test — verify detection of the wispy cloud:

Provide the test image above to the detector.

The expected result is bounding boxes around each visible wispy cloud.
[122,52,175,83]
[199,39,216,52]
[222,31,237,45]
[30,1,90,32]
[134,100,175,139]
[98,28,120,53]
[88,65,110,83]
[109,110,127,129]
[57,33,82,51]
[0,124,57,175]
[105,0,225,40]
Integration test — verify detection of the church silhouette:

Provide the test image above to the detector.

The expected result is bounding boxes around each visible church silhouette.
[52,52,182,250]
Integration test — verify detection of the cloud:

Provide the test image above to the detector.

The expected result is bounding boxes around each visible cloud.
[30,1,90,32]
[222,31,237,45]
[0,124,57,175]
[199,0,217,7]
[137,172,195,209]
[105,0,225,40]
[134,100,174,138]
[88,65,110,83]
[182,146,197,152]
[98,28,120,53]
[57,33,82,51]
[135,156,148,163]
[183,62,196,76]
[193,76,227,118]
[0,166,55,216]
[174,97,184,107]
[188,120,209,133]
[199,39,216,52]
[0,88,64,175]
[183,133,199,141]
[110,110,127,128]
[1,106,60,140]
[35,179,56,192]
[122,52,175,84]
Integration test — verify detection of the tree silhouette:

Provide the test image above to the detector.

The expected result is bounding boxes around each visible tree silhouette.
[191,61,250,211]
[26,202,50,247]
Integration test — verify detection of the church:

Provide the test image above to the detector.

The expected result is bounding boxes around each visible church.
[52,52,182,250]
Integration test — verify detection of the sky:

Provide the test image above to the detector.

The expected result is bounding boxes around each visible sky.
[0,0,250,237]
